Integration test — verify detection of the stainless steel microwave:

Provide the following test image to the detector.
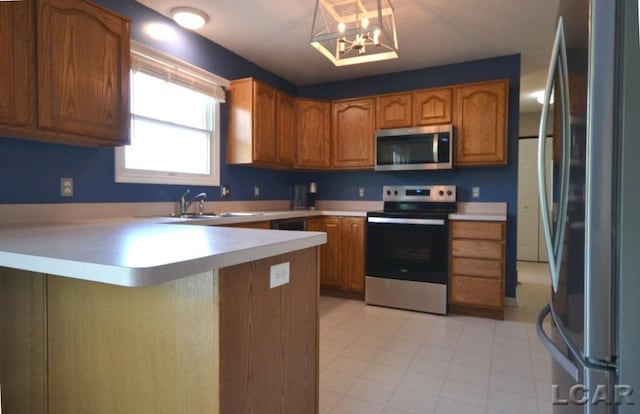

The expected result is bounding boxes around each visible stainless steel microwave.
[374,125,453,171]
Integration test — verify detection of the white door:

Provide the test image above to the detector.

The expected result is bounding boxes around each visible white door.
[517,138,553,262]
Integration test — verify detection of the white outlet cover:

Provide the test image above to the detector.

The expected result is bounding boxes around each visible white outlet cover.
[270,262,290,288]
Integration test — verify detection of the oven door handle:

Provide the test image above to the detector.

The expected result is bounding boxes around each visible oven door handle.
[367,217,446,226]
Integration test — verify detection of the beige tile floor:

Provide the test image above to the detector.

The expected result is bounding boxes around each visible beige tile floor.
[319,261,552,414]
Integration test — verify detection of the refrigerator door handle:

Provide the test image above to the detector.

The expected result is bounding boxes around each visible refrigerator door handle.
[538,17,572,293]
[536,303,581,382]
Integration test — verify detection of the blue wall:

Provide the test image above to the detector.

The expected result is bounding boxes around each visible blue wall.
[0,0,520,297]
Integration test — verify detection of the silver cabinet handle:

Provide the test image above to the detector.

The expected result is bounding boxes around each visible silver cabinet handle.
[536,303,580,382]
[538,17,571,293]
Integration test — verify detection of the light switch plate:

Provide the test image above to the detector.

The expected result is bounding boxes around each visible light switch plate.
[270,262,290,288]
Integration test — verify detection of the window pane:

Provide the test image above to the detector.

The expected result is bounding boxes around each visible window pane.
[131,71,213,130]
[126,117,211,174]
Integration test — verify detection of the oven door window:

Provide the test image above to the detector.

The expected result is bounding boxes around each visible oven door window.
[366,221,449,284]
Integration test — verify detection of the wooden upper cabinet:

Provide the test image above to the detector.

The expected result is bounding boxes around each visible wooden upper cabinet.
[252,81,278,163]
[331,98,375,168]
[295,98,331,169]
[0,0,36,128]
[376,88,452,129]
[227,78,280,166]
[228,78,296,167]
[376,93,412,129]
[0,0,130,147]
[453,79,508,166]
[38,0,130,144]
[277,91,295,167]
[414,88,452,125]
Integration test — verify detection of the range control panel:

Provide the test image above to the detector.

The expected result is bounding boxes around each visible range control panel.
[382,185,456,203]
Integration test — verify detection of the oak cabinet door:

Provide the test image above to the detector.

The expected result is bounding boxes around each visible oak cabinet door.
[331,98,375,168]
[295,99,331,168]
[308,217,343,288]
[277,92,296,167]
[414,88,452,126]
[0,0,36,128]
[38,0,130,144]
[252,82,278,163]
[453,80,508,166]
[376,93,412,129]
[342,217,366,293]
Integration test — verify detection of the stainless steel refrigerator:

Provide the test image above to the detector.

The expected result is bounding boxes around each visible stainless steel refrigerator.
[536,0,640,413]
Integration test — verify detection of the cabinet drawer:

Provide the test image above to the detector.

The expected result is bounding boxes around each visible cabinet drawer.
[451,221,504,240]
[451,239,503,260]
[451,258,503,279]
[450,276,503,308]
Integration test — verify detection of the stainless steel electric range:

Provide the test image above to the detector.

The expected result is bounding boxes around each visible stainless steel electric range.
[366,185,457,314]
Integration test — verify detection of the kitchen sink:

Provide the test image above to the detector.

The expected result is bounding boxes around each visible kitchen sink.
[158,212,264,219]
[162,213,222,219]
[218,212,264,217]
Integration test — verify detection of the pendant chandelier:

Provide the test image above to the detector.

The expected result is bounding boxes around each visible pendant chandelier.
[310,0,399,66]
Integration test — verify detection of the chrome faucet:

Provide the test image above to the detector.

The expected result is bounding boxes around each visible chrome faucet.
[179,189,207,215]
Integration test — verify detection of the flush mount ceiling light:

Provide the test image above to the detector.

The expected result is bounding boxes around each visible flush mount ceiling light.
[171,7,209,30]
[310,0,399,66]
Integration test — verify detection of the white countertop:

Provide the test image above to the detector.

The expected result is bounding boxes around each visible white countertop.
[449,202,507,221]
[0,203,505,288]
[0,219,326,287]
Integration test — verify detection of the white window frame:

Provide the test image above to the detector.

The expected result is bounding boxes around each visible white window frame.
[115,41,229,186]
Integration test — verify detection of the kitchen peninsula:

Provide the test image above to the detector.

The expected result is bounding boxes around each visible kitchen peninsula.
[0,219,326,414]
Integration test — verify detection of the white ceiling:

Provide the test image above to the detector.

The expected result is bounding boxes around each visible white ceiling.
[136,0,560,114]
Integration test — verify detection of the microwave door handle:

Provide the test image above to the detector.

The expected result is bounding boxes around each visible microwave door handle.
[432,133,439,163]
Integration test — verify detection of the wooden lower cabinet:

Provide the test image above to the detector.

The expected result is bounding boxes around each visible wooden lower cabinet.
[0,247,319,413]
[307,216,365,294]
[449,220,506,319]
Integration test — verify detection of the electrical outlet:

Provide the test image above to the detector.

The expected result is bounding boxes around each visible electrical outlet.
[60,177,73,197]
[472,187,480,198]
[254,185,260,198]
[358,187,365,198]
[221,185,230,198]
[270,262,290,288]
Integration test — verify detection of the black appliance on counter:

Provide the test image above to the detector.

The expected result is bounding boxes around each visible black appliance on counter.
[366,185,456,315]
[290,182,317,210]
